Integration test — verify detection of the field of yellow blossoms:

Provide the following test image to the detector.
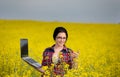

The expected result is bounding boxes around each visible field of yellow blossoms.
[0,19,120,77]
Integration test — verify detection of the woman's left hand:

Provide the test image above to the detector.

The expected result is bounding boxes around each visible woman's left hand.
[71,52,79,58]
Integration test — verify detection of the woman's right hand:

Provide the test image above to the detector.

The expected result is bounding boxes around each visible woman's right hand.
[37,67,45,73]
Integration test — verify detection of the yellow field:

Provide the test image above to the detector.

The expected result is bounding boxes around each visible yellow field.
[0,19,120,77]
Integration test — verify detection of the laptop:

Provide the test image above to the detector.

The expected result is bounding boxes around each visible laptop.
[20,39,41,68]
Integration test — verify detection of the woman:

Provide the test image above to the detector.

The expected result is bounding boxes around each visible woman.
[37,27,78,76]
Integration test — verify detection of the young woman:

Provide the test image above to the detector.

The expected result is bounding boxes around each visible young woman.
[37,27,78,76]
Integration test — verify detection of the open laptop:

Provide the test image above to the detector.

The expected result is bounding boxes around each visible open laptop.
[20,39,41,68]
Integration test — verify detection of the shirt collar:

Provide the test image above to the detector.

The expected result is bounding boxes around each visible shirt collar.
[51,44,68,51]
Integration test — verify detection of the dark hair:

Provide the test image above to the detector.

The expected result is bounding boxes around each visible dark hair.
[53,27,68,40]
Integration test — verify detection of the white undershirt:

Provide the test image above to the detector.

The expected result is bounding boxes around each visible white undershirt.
[52,52,59,64]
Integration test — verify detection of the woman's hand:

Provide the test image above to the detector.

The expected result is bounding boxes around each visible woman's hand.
[70,51,79,58]
[37,67,45,73]
[37,67,48,77]
[70,51,80,69]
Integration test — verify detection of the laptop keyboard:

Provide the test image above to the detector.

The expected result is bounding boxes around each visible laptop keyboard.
[26,58,37,63]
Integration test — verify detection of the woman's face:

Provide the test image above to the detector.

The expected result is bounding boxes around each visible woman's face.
[55,32,67,47]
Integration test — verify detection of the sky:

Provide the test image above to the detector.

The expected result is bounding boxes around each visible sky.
[0,0,120,23]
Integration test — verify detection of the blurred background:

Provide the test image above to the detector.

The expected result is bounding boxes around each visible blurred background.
[0,0,120,23]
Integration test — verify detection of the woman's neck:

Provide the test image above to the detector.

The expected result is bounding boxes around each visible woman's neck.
[54,44,63,49]
[54,44,64,53]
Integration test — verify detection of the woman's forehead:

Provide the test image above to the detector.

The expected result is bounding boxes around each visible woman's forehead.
[57,32,66,36]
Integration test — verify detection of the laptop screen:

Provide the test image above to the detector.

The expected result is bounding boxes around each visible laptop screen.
[20,39,28,57]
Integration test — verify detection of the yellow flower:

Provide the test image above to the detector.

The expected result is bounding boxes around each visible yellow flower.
[45,56,49,60]
[60,54,63,58]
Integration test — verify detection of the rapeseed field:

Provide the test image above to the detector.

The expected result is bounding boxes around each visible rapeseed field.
[0,19,120,77]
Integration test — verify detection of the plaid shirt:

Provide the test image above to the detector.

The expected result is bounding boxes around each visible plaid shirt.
[42,44,74,76]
